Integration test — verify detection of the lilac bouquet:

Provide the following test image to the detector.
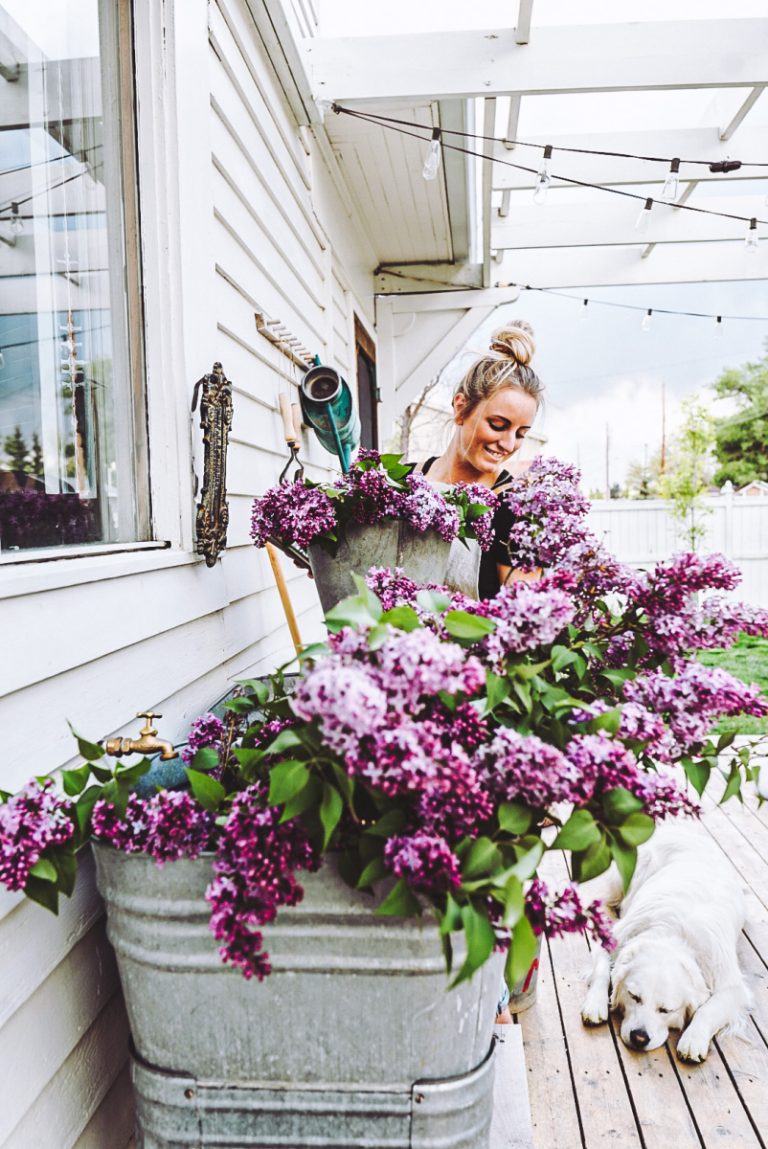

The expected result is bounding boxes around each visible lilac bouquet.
[2,545,766,990]
[250,450,498,558]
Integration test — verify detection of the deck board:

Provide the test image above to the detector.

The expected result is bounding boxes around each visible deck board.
[519,782,768,1149]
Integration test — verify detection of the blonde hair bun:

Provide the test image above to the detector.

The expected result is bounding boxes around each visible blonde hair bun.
[489,320,535,367]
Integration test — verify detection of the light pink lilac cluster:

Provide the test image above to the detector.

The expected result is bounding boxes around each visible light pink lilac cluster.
[498,457,592,571]
[206,786,319,980]
[525,878,615,950]
[93,791,213,864]
[470,578,576,669]
[180,712,226,766]
[383,833,462,895]
[0,779,74,891]
[477,730,588,808]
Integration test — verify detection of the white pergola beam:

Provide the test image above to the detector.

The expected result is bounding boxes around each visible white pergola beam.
[640,180,699,260]
[302,20,768,103]
[491,126,768,190]
[515,0,533,44]
[720,85,765,141]
[492,195,757,250]
[495,243,768,288]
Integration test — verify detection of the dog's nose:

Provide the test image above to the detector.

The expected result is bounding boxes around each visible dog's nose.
[629,1029,650,1049]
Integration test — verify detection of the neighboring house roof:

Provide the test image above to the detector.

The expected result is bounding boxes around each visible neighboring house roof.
[736,479,768,495]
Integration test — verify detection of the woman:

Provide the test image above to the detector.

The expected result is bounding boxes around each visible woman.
[420,319,544,600]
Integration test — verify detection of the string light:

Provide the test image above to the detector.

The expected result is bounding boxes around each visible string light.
[533,145,552,205]
[10,202,23,234]
[641,309,653,332]
[715,315,724,336]
[661,158,681,202]
[0,350,5,369]
[745,217,760,252]
[580,299,589,322]
[422,128,442,181]
[635,197,654,233]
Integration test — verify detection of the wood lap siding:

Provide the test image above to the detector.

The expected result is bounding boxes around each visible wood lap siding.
[0,1,373,1144]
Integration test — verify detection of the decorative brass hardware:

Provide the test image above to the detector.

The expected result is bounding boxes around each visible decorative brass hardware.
[104,712,179,761]
[193,361,233,567]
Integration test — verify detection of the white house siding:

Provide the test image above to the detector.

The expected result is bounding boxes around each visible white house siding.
[0,1,376,1144]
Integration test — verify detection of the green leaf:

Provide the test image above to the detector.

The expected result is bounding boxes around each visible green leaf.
[495,873,524,928]
[551,645,578,672]
[720,762,743,805]
[279,775,322,822]
[416,588,452,613]
[451,903,497,986]
[115,757,152,784]
[599,668,634,687]
[90,763,114,784]
[509,839,545,881]
[367,623,390,650]
[375,877,422,917]
[615,813,655,848]
[715,731,737,754]
[608,836,637,890]
[67,721,105,762]
[365,809,407,838]
[438,892,463,935]
[381,605,421,632]
[329,762,356,807]
[61,764,91,797]
[441,931,454,975]
[233,746,263,769]
[601,787,645,822]
[356,856,388,890]
[682,756,711,797]
[263,728,303,756]
[505,915,539,988]
[485,671,510,710]
[512,679,533,714]
[553,809,602,851]
[28,857,57,882]
[573,836,612,882]
[74,785,103,836]
[237,678,270,704]
[267,759,310,805]
[53,850,78,897]
[497,802,533,836]
[24,876,60,914]
[319,783,344,850]
[590,708,622,736]
[185,768,226,812]
[223,696,256,715]
[444,610,496,641]
[461,836,501,880]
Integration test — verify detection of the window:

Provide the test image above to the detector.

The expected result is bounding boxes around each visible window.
[354,316,378,450]
[0,0,147,556]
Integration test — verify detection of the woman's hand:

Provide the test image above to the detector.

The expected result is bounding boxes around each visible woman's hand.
[498,563,543,586]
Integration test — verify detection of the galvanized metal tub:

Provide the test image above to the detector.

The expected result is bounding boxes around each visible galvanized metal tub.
[93,844,502,1148]
[308,522,452,613]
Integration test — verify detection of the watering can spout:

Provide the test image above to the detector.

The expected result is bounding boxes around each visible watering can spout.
[299,364,361,472]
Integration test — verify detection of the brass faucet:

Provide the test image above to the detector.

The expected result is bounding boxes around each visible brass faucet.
[103,712,179,761]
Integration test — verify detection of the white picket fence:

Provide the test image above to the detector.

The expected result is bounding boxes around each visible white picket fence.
[587,493,768,607]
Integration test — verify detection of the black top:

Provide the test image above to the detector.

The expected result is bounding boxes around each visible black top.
[422,457,514,599]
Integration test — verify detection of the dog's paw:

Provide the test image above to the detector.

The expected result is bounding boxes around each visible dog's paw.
[581,996,609,1027]
[676,1030,710,1064]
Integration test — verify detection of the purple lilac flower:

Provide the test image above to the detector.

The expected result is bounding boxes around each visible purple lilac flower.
[624,662,768,755]
[0,779,74,891]
[450,483,499,551]
[181,712,226,766]
[472,579,575,669]
[564,732,693,817]
[383,833,462,895]
[291,663,389,761]
[206,785,319,980]
[413,783,494,839]
[475,729,588,808]
[402,472,460,540]
[93,791,213,863]
[568,700,666,747]
[372,627,486,710]
[92,793,150,853]
[365,566,420,611]
[525,878,615,950]
[250,481,337,549]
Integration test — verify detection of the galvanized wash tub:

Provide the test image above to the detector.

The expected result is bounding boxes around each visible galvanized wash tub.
[92,843,502,1148]
[308,522,452,613]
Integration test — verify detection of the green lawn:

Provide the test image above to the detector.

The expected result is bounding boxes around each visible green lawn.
[699,633,768,736]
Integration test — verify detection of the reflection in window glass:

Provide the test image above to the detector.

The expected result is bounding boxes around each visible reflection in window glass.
[0,1,145,553]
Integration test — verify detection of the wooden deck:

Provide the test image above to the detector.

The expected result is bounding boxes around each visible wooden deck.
[516,778,768,1149]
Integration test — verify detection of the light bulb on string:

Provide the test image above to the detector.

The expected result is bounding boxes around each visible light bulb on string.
[635,197,654,233]
[580,299,589,322]
[745,217,759,253]
[715,315,724,337]
[532,145,553,205]
[641,308,653,332]
[10,202,23,234]
[0,350,5,370]
[661,158,680,202]
[422,129,442,182]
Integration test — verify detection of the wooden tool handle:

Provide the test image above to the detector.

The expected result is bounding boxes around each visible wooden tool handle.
[291,403,303,441]
[279,393,298,444]
[265,542,303,656]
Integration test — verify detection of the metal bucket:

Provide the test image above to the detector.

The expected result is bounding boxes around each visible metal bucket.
[506,937,542,1014]
[93,844,502,1148]
[308,521,453,614]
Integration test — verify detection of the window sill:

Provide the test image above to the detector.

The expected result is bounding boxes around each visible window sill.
[0,543,208,600]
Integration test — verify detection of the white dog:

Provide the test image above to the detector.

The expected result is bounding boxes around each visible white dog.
[580,822,751,1063]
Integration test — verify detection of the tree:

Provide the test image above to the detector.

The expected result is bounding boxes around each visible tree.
[3,425,30,473]
[30,432,43,478]
[624,448,663,499]
[712,349,768,488]
[660,397,716,551]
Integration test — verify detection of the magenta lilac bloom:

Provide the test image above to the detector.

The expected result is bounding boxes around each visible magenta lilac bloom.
[93,791,213,863]
[0,779,74,891]
[250,481,337,550]
[526,878,616,950]
[383,833,462,895]
[476,729,588,808]
[181,712,226,766]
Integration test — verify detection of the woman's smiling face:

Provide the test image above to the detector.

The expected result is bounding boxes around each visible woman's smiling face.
[454,387,538,476]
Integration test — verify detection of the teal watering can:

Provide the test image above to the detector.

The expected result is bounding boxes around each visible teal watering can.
[300,363,360,472]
